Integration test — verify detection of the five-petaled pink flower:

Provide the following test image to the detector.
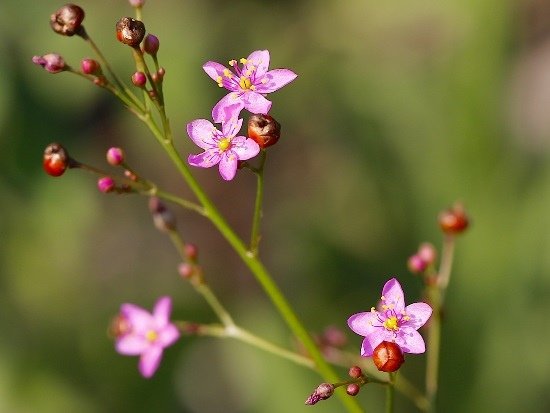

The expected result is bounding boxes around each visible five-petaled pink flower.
[348,278,432,356]
[187,117,260,180]
[203,50,297,123]
[115,296,180,378]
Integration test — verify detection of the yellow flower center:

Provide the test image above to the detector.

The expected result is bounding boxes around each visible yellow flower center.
[239,77,252,90]
[383,316,399,331]
[218,138,231,152]
[145,330,158,342]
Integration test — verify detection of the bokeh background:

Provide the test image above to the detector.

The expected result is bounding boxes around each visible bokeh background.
[1,0,549,412]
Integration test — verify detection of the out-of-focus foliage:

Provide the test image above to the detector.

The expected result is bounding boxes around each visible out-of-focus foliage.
[1,0,549,412]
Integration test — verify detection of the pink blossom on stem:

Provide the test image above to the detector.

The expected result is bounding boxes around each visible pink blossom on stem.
[203,50,297,123]
[187,117,260,180]
[348,278,432,356]
[115,296,180,378]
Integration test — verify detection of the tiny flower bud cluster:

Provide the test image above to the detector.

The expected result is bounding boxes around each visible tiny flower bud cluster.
[408,242,437,274]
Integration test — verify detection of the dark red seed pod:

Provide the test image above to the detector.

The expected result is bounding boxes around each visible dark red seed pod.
[438,204,469,235]
[116,17,146,47]
[372,341,405,373]
[247,114,281,149]
[43,143,69,176]
[50,4,85,36]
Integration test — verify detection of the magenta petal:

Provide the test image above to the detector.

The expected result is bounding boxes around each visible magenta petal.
[139,346,164,378]
[255,69,297,93]
[382,278,405,313]
[187,119,217,149]
[202,61,227,82]
[231,137,260,161]
[158,324,180,347]
[120,304,153,332]
[218,152,238,180]
[212,93,244,123]
[246,50,270,78]
[188,150,221,168]
[243,92,272,115]
[348,311,377,337]
[361,329,390,357]
[116,335,149,356]
[152,296,172,327]
[396,328,426,353]
[221,118,243,138]
[404,302,432,329]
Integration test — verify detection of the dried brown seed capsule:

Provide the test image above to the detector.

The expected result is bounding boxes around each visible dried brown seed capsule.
[43,143,69,176]
[50,4,85,36]
[116,17,146,47]
[372,341,405,372]
[247,114,281,149]
[438,203,469,235]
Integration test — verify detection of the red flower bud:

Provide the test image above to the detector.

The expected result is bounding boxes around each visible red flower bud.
[97,177,115,193]
[43,143,70,176]
[372,341,405,372]
[143,34,159,55]
[247,114,281,149]
[106,147,125,166]
[438,203,469,235]
[348,365,362,379]
[116,17,146,47]
[50,4,85,36]
[81,58,100,75]
[346,383,361,396]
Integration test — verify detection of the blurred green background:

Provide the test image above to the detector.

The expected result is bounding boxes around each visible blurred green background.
[1,0,549,412]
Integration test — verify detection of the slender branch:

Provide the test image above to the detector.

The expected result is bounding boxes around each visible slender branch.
[249,150,266,256]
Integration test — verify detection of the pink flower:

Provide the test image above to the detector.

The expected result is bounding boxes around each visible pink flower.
[115,296,180,378]
[203,50,297,123]
[187,117,260,180]
[347,278,432,356]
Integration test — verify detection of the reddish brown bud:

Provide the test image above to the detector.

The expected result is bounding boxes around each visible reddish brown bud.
[184,243,199,261]
[247,114,281,149]
[305,383,334,405]
[50,4,85,36]
[348,365,362,379]
[43,143,69,176]
[346,383,360,396]
[143,34,159,55]
[372,341,405,372]
[438,203,469,235]
[116,17,146,47]
[81,58,100,75]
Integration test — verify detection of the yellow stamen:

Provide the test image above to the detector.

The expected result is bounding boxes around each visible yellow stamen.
[240,58,247,64]
[383,316,399,331]
[218,138,231,152]
[145,330,158,342]
[239,77,252,90]
[223,68,232,78]
[229,59,237,66]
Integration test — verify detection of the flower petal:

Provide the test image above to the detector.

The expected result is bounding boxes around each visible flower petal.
[403,302,432,330]
[230,136,260,161]
[188,150,221,168]
[243,92,272,115]
[221,117,243,138]
[158,324,180,347]
[218,152,238,180]
[203,61,228,82]
[187,119,218,149]
[212,93,245,123]
[382,278,405,313]
[347,311,378,337]
[361,329,392,357]
[396,328,426,354]
[246,50,270,79]
[120,303,153,332]
[152,296,172,328]
[255,69,297,93]
[116,334,149,356]
[139,346,164,378]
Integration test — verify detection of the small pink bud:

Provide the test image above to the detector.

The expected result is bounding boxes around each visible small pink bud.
[143,34,159,55]
[348,366,362,379]
[305,383,334,405]
[81,58,100,74]
[346,383,360,396]
[50,4,85,36]
[97,176,115,193]
[128,0,145,7]
[417,242,437,265]
[184,243,199,261]
[178,263,194,279]
[407,254,428,274]
[32,54,67,74]
[131,71,147,87]
[106,147,124,166]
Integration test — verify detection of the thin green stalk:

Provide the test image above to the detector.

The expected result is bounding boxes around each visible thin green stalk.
[386,372,396,413]
[249,150,266,256]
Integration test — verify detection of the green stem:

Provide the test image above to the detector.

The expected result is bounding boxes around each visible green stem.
[386,372,395,413]
[249,150,266,256]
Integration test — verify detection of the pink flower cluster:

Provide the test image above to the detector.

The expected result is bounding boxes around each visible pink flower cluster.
[187,50,297,180]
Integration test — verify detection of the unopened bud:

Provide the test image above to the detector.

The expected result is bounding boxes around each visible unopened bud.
[50,4,85,36]
[149,196,176,232]
[372,341,405,372]
[106,147,125,166]
[128,0,145,7]
[178,262,195,279]
[305,383,334,405]
[143,34,159,55]
[32,54,67,74]
[438,203,469,235]
[97,176,116,193]
[346,383,360,396]
[131,71,147,87]
[184,243,199,261]
[417,242,437,265]
[81,58,100,75]
[407,254,428,274]
[247,114,281,149]
[43,143,70,176]
[348,366,362,379]
[116,17,146,47]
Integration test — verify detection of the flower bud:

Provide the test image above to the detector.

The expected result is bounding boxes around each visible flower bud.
[247,114,281,149]
[348,365,362,379]
[43,143,70,176]
[184,243,199,261]
[50,4,85,36]
[32,54,67,74]
[109,314,131,338]
[131,71,147,87]
[149,196,176,232]
[116,17,146,47]
[305,383,334,405]
[81,58,100,75]
[438,203,469,235]
[97,176,116,193]
[106,147,125,166]
[417,242,437,265]
[178,262,195,279]
[128,0,145,6]
[372,341,405,372]
[346,383,360,396]
[407,254,428,274]
[143,34,159,55]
